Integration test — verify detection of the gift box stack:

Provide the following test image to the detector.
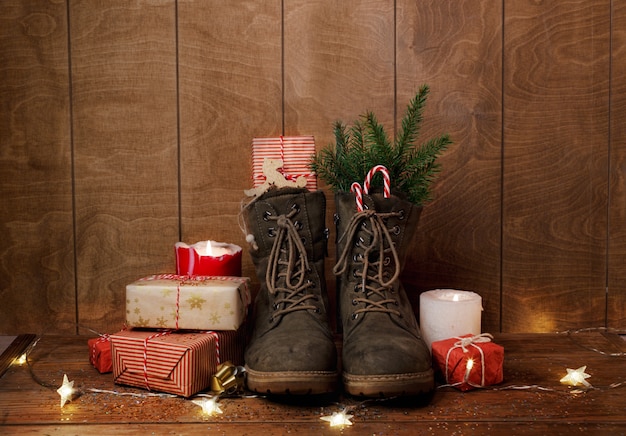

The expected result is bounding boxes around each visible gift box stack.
[89,244,251,398]
[88,136,317,397]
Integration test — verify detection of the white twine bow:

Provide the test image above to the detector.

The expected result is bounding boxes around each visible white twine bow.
[454,333,493,352]
[444,333,494,388]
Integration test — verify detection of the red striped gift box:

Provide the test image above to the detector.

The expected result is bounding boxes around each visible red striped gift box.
[111,328,245,397]
[252,136,317,191]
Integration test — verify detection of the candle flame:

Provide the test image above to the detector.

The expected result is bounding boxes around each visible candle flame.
[204,240,213,256]
[453,293,460,302]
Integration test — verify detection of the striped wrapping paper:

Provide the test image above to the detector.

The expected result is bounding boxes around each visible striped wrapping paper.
[111,328,245,397]
[252,136,317,191]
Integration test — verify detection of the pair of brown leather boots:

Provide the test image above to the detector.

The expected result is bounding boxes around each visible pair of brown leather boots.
[242,187,433,398]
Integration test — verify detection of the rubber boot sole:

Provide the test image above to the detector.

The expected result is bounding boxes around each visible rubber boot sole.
[245,366,339,395]
[342,368,434,398]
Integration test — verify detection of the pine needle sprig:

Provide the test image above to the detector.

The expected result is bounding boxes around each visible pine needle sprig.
[310,85,451,205]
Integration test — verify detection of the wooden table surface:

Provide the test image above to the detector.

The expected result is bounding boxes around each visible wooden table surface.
[0,331,625,435]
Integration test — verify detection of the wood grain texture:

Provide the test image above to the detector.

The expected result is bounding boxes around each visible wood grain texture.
[0,1,74,335]
[502,0,610,331]
[608,0,626,328]
[283,0,395,331]
[70,0,179,333]
[396,0,503,333]
[1,333,625,433]
[178,0,282,285]
[1,1,625,336]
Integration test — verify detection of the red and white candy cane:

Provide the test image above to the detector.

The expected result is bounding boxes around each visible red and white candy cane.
[351,182,364,212]
[364,165,391,198]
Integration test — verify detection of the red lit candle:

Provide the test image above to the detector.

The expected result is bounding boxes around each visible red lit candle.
[175,240,242,277]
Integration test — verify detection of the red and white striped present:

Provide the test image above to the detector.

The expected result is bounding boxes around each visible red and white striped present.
[111,328,245,397]
[252,136,317,191]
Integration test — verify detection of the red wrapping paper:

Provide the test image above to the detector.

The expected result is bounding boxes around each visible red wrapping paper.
[111,328,245,397]
[88,336,112,373]
[252,136,317,191]
[431,333,504,391]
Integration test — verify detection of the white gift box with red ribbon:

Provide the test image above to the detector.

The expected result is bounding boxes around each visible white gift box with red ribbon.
[252,136,317,191]
[125,275,250,331]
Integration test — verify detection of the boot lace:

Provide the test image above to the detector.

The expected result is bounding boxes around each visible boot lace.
[334,210,402,318]
[266,207,319,320]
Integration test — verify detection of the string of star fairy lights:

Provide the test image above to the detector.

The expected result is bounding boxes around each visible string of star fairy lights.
[8,325,626,429]
[12,332,247,417]
[558,326,626,357]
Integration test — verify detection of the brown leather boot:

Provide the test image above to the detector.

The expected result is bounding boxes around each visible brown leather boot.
[242,187,338,395]
[334,189,434,398]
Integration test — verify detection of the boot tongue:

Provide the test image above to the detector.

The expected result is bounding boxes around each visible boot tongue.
[265,206,318,323]
[335,211,401,287]
[266,207,309,295]
[335,211,403,318]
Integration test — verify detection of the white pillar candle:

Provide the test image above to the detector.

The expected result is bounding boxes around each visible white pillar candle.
[419,289,483,350]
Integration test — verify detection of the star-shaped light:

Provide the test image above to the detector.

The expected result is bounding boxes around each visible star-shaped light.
[320,409,353,428]
[560,366,592,387]
[57,374,75,407]
[192,396,223,416]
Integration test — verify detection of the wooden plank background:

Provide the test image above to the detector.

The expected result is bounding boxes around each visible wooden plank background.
[0,0,623,336]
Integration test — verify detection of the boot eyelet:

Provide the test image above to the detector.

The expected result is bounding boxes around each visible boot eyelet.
[392,225,401,235]
[263,211,272,221]
[351,313,359,320]
[272,303,279,310]
[361,222,368,230]
[291,204,300,214]
[383,257,391,266]
[352,269,360,278]
[313,308,320,314]
[353,284,361,292]
[398,209,405,220]
[268,228,276,237]
[352,299,357,306]
[334,213,340,225]
[301,237,306,244]
[294,221,303,230]
[269,317,275,323]
[352,254,363,262]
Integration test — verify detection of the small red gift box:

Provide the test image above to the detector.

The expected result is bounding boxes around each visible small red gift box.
[431,333,504,391]
[88,336,112,373]
[252,136,317,191]
[111,328,245,397]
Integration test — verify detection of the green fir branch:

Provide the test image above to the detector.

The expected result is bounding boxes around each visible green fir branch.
[310,85,452,205]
